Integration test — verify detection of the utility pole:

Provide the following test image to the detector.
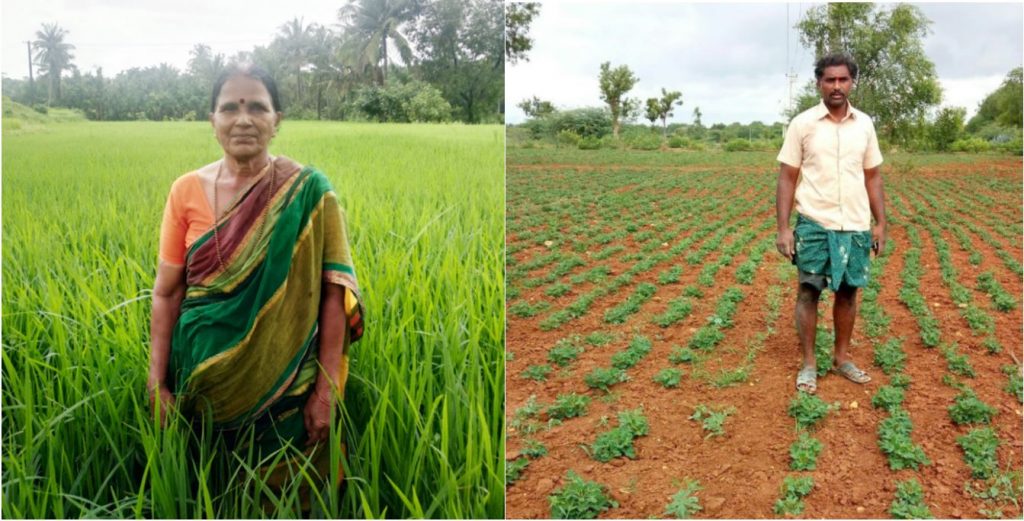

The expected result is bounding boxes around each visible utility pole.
[26,40,34,103]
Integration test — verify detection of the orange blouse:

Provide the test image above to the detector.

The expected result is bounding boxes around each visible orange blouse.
[159,172,215,266]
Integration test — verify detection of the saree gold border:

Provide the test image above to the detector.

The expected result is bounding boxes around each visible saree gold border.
[188,199,327,403]
[187,173,316,298]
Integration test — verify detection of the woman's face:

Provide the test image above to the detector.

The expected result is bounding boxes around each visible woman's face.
[210,75,281,162]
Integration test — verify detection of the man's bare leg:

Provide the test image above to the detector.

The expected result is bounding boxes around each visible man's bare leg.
[796,283,821,369]
[833,284,858,366]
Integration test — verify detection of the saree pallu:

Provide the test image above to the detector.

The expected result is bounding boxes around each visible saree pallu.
[167,156,364,509]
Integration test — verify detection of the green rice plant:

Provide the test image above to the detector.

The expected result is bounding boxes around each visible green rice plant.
[584,331,615,346]
[653,368,683,388]
[506,457,530,485]
[584,367,628,393]
[548,337,584,367]
[873,337,906,375]
[787,393,837,430]
[871,385,906,412]
[890,479,933,519]
[957,427,1000,479]
[521,364,552,381]
[3,122,505,518]
[664,480,702,518]
[878,408,931,470]
[548,471,618,519]
[789,431,823,471]
[1002,365,1023,403]
[547,393,591,420]
[689,404,735,439]
[521,439,549,459]
[669,346,697,364]
[949,388,998,425]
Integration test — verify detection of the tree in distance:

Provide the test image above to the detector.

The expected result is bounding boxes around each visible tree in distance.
[794,3,941,146]
[518,96,557,118]
[931,106,966,151]
[598,61,639,139]
[967,67,1023,131]
[506,2,541,65]
[647,88,683,137]
[33,23,76,106]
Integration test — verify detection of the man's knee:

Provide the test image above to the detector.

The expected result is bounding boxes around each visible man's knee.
[796,283,821,303]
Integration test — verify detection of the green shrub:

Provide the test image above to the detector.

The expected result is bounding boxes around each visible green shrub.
[724,138,752,151]
[556,129,582,147]
[548,337,584,367]
[878,408,931,470]
[957,427,1000,479]
[506,457,530,485]
[665,480,702,518]
[667,135,690,149]
[548,107,612,139]
[590,426,637,462]
[584,367,628,392]
[547,393,591,420]
[521,364,552,381]
[789,431,823,471]
[871,385,906,412]
[625,131,662,150]
[787,393,836,429]
[773,475,814,515]
[578,136,602,150]
[689,404,735,438]
[950,137,991,153]
[653,368,683,388]
[617,408,650,436]
[548,470,618,519]
[669,346,697,364]
[949,389,997,425]
[521,439,548,458]
[873,338,906,375]
[890,479,933,519]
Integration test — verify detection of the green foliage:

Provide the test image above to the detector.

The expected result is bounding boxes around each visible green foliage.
[773,475,814,516]
[509,300,549,318]
[951,137,991,153]
[688,326,724,351]
[689,404,735,438]
[584,331,614,347]
[787,392,836,430]
[653,368,683,388]
[598,61,639,138]
[871,385,906,412]
[520,439,549,459]
[617,408,650,437]
[653,298,693,327]
[547,393,591,420]
[556,129,582,148]
[624,131,663,150]
[352,80,453,123]
[577,136,602,150]
[545,282,571,297]
[957,428,1000,479]
[949,389,997,425]
[789,431,823,471]
[682,285,703,298]
[724,138,752,151]
[521,364,552,381]
[506,457,530,485]
[873,337,906,375]
[967,67,1022,131]
[610,334,653,369]
[931,106,966,151]
[604,283,657,323]
[812,325,834,377]
[665,480,702,518]
[548,471,618,519]
[548,337,584,367]
[878,408,931,470]
[545,107,613,139]
[1003,365,1023,403]
[890,479,933,519]
[669,346,697,364]
[590,426,638,462]
[941,343,975,378]
[658,265,683,284]
[796,3,942,145]
[584,367,628,393]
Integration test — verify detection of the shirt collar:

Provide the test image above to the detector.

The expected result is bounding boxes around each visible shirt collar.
[815,100,857,122]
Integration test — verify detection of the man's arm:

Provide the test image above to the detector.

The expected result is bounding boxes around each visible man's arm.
[776,163,801,260]
[864,165,886,255]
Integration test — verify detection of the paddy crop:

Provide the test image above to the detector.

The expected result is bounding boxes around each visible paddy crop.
[2,121,504,518]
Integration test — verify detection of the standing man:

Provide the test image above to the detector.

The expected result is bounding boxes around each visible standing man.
[775,53,887,394]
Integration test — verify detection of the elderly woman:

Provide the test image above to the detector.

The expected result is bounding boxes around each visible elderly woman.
[147,64,364,508]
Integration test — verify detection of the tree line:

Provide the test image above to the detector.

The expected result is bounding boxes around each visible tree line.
[2,0,503,124]
[514,3,1022,154]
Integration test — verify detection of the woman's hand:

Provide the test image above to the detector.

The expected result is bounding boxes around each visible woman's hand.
[148,379,175,426]
[304,390,334,446]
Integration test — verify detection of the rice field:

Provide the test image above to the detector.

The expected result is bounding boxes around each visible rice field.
[2,121,505,518]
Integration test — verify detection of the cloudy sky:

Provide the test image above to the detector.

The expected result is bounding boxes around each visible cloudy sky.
[507,1,1023,125]
[2,0,342,78]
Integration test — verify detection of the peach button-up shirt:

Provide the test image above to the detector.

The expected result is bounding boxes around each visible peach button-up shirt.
[777,101,884,232]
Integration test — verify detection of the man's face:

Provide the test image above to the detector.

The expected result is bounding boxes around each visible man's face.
[817,65,853,110]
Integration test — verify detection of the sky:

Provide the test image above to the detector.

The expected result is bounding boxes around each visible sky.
[2,0,343,79]
[506,1,1024,125]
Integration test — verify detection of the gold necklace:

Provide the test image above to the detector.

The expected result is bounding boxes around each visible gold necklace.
[213,158,276,271]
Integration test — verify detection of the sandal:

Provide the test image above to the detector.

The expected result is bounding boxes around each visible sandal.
[834,361,871,384]
[796,366,817,394]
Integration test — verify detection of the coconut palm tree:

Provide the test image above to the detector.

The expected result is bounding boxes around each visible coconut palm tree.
[33,23,76,105]
[337,0,417,86]
[277,17,312,106]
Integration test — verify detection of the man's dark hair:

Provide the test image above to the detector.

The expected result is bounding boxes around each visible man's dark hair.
[209,64,283,113]
[814,53,859,81]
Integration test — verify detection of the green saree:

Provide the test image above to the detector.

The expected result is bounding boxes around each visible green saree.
[168,156,364,506]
